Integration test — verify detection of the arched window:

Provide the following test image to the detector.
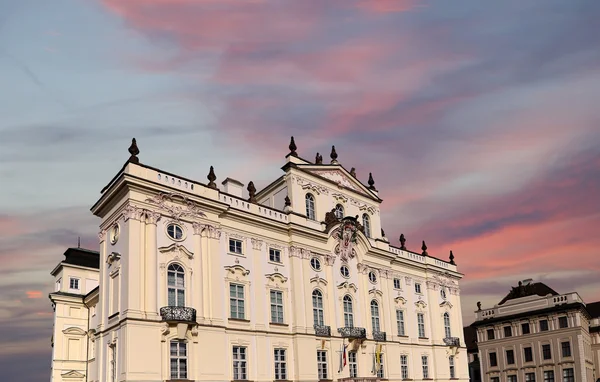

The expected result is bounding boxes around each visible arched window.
[168,263,185,307]
[334,204,344,219]
[362,214,371,238]
[343,295,354,327]
[371,300,380,332]
[444,312,451,338]
[312,290,324,326]
[305,194,316,220]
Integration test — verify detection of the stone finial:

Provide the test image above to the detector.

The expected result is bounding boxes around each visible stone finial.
[477,301,482,311]
[421,240,428,256]
[247,181,257,203]
[207,166,217,189]
[288,136,297,157]
[449,250,455,265]
[330,145,338,163]
[350,167,357,178]
[128,138,140,164]
[399,233,406,250]
[367,172,377,191]
[284,195,291,207]
[381,228,386,237]
[315,152,323,164]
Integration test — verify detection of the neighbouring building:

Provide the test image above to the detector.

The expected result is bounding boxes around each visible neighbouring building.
[49,137,468,382]
[469,280,600,382]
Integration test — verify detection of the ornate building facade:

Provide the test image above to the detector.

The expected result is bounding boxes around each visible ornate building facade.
[50,137,468,382]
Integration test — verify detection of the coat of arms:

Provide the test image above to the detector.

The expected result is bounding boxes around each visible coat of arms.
[334,217,359,262]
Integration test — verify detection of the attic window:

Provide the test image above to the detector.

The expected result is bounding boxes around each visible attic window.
[305,194,316,220]
[334,204,344,219]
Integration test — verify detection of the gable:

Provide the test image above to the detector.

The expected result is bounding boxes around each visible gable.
[298,166,381,202]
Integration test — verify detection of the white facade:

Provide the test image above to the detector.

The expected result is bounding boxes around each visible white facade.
[50,139,468,382]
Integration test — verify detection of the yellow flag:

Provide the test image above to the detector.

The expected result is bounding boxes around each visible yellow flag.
[321,339,326,350]
[375,344,382,368]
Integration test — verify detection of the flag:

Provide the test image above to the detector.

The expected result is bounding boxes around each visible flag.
[321,339,326,350]
[376,344,382,371]
[343,343,347,368]
[371,350,376,375]
[338,342,344,372]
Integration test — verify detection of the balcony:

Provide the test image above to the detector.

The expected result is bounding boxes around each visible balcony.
[373,331,386,341]
[338,327,367,339]
[160,306,197,323]
[443,337,461,347]
[314,325,331,337]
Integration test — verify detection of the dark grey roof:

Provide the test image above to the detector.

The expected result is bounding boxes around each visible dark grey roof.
[498,281,558,305]
[62,247,100,269]
[463,326,478,352]
[586,301,600,318]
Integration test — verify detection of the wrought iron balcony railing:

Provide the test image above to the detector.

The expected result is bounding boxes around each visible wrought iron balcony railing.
[160,306,197,323]
[373,331,386,341]
[443,337,460,347]
[338,327,367,339]
[314,325,331,337]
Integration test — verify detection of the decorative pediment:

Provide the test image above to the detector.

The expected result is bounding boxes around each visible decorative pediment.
[225,265,250,277]
[394,296,407,306]
[309,169,362,192]
[368,288,383,297]
[310,276,328,287]
[265,273,288,285]
[159,243,194,260]
[61,370,86,379]
[294,176,329,195]
[145,192,207,222]
[332,193,349,203]
[62,327,87,336]
[337,282,358,294]
[440,300,454,309]
[415,300,428,309]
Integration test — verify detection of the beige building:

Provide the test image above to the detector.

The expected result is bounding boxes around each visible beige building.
[470,280,600,382]
[50,137,468,382]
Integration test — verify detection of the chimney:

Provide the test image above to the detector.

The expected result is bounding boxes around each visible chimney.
[221,178,244,198]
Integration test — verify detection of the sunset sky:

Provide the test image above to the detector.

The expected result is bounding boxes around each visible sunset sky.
[1,1,599,380]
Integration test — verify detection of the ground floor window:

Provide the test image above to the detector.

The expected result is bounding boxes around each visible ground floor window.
[317,350,328,380]
[170,341,187,379]
[274,348,287,380]
[233,346,247,380]
[349,351,358,378]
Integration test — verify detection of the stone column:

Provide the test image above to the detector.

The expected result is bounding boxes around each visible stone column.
[145,212,160,316]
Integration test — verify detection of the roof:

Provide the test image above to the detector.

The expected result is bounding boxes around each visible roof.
[471,302,588,327]
[498,281,558,305]
[61,247,100,269]
[463,326,478,352]
[586,301,600,318]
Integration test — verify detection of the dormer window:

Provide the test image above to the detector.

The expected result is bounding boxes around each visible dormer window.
[334,204,344,220]
[305,194,316,220]
[362,214,371,238]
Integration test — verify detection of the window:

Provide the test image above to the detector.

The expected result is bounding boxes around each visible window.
[540,319,549,331]
[232,346,247,380]
[270,290,284,323]
[393,278,401,289]
[562,368,573,382]
[441,288,447,299]
[274,349,286,380]
[69,277,80,290]
[542,344,551,360]
[449,356,455,379]
[508,376,517,382]
[167,264,185,307]
[444,313,452,338]
[487,329,495,340]
[561,341,571,357]
[229,239,243,254]
[526,373,536,382]
[305,194,316,220]
[340,265,350,278]
[310,257,322,271]
[317,350,328,380]
[230,284,245,319]
[417,313,426,338]
[522,322,531,335]
[396,310,406,336]
[371,300,380,332]
[312,290,324,326]
[109,224,119,244]
[109,344,117,382]
[368,271,377,284]
[362,214,371,238]
[343,295,354,327]
[524,347,533,362]
[504,326,513,337]
[377,353,385,378]
[269,248,281,263]
[166,223,184,240]
[349,351,358,378]
[491,378,500,382]
[334,204,344,219]
[489,352,497,367]
[55,278,62,292]
[506,349,515,365]
[558,316,568,329]
[543,371,554,382]
[400,355,409,380]
[422,355,429,379]
[170,341,187,379]
[415,283,422,294]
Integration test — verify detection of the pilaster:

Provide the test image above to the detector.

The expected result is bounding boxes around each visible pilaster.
[192,223,204,321]
[145,212,160,317]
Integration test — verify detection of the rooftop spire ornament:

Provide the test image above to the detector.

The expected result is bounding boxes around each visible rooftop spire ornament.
[128,138,140,164]
[315,152,323,164]
[350,167,357,178]
[284,195,291,207]
[367,172,377,191]
[399,234,406,250]
[288,136,297,157]
[421,240,428,256]
[330,145,338,164]
[247,181,257,203]
[207,166,217,189]
[449,250,455,265]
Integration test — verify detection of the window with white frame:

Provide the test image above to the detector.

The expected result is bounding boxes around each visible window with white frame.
[233,346,247,380]
[343,295,354,327]
[415,283,422,294]
[269,248,281,263]
[167,263,185,307]
[362,214,371,238]
[393,278,401,289]
[274,349,287,380]
[422,355,429,379]
[444,312,451,338]
[229,239,243,254]
[334,204,344,219]
[441,288,447,299]
[69,277,80,290]
[305,194,316,220]
[270,290,284,323]
[55,278,62,292]
[377,353,385,378]
[371,300,381,332]
[317,350,328,380]
[312,289,324,326]
[230,283,245,319]
[310,257,322,271]
[109,343,117,382]
[349,351,358,378]
[449,356,455,378]
[562,368,574,382]
[400,355,409,380]
[396,310,406,336]
[417,313,426,338]
[170,341,187,379]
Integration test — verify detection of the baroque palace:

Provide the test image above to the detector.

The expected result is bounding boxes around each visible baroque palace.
[49,138,467,382]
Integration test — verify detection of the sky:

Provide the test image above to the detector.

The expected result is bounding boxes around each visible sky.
[1,0,599,380]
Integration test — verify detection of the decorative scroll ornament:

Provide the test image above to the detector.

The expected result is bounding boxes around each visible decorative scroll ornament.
[145,192,207,222]
[334,218,359,262]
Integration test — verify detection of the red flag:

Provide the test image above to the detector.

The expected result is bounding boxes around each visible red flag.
[343,344,347,367]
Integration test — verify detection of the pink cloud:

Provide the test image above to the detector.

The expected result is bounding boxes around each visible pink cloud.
[26,291,43,299]
[355,0,424,13]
